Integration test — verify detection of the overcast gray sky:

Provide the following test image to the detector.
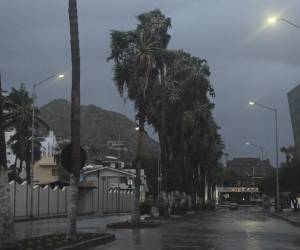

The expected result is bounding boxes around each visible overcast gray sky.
[1,0,300,165]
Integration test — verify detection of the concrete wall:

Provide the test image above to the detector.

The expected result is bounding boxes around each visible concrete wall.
[9,179,134,219]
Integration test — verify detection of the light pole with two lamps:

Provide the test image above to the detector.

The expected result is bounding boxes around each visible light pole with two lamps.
[248,101,280,212]
[30,73,64,217]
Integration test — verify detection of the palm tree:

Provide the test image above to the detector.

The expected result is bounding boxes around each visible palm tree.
[68,0,81,237]
[108,16,165,223]
[4,84,48,182]
[0,74,17,249]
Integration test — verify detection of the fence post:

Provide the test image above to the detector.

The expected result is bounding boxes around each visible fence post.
[13,181,16,218]
[101,176,105,213]
[37,185,40,217]
[106,180,109,213]
[57,186,59,215]
[120,189,122,212]
[26,182,28,217]
[91,188,94,212]
[65,186,67,214]
[47,186,50,215]
[129,190,131,211]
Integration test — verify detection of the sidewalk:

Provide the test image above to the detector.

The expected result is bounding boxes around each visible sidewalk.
[270,207,300,227]
[14,213,131,240]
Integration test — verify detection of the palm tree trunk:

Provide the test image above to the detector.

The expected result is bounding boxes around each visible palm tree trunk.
[0,73,17,249]
[68,0,81,237]
[159,99,168,192]
[131,119,144,224]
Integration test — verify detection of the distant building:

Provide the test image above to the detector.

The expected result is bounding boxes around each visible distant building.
[227,157,273,179]
[287,84,300,160]
[216,157,274,204]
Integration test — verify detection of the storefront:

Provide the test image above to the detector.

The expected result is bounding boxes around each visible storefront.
[216,187,260,204]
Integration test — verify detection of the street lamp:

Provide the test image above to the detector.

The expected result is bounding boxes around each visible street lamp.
[30,73,64,217]
[267,16,300,30]
[248,101,280,212]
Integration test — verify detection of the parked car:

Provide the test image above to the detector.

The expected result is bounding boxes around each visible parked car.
[229,203,239,210]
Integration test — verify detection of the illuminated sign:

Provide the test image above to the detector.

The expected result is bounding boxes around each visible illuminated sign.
[217,187,259,193]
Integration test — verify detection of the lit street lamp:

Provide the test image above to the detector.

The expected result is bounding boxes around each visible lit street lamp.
[267,16,300,30]
[249,101,280,212]
[30,73,64,217]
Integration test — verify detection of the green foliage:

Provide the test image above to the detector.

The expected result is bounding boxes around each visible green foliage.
[4,84,48,181]
[280,164,300,193]
[108,9,223,206]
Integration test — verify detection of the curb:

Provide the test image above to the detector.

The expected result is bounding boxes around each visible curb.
[15,214,67,222]
[270,212,300,228]
[55,233,115,250]
[15,212,131,223]
[107,221,161,229]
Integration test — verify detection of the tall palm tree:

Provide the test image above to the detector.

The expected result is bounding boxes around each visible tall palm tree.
[68,0,81,237]
[109,25,162,223]
[0,74,17,249]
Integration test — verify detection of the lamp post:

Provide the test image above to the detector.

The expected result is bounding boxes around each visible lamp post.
[249,101,280,212]
[30,73,64,217]
[267,16,300,30]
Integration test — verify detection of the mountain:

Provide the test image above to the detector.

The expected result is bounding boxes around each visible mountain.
[39,99,159,162]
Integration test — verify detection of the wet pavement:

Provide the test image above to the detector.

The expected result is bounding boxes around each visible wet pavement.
[91,207,300,250]
[15,207,300,249]
[15,214,131,240]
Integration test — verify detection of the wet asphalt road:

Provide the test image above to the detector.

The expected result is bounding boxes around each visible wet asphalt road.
[91,207,300,250]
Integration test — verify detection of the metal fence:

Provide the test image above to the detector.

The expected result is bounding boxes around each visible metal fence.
[9,180,134,219]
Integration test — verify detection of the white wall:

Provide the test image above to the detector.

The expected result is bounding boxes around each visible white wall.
[9,179,134,219]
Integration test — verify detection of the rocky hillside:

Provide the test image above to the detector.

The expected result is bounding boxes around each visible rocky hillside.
[40,99,159,162]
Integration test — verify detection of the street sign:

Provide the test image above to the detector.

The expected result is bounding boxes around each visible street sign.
[60,144,87,175]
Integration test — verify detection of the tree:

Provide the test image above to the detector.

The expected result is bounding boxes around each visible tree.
[0,74,17,249]
[147,50,219,203]
[68,0,81,237]
[108,10,170,223]
[4,84,48,182]
[279,145,300,211]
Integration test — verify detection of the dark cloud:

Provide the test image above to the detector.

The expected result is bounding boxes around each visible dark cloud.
[1,0,300,164]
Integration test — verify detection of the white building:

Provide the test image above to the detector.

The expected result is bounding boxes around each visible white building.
[83,164,149,202]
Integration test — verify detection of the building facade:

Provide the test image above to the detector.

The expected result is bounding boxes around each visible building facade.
[287,84,300,160]
[83,165,148,202]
